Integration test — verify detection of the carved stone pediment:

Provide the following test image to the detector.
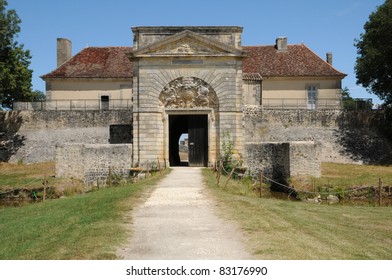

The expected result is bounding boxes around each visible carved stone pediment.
[159,77,218,108]
[149,38,227,55]
[131,30,245,57]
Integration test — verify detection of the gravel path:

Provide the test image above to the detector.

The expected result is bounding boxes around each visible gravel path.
[117,167,251,260]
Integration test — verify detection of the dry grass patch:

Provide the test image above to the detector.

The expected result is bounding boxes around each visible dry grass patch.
[203,168,392,259]
[291,163,392,191]
[0,162,55,188]
[0,162,85,198]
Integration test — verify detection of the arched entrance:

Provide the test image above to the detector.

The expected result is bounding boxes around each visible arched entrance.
[169,114,208,167]
[159,77,218,167]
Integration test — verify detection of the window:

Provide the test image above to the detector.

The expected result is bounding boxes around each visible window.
[256,83,261,105]
[101,95,109,110]
[307,85,317,110]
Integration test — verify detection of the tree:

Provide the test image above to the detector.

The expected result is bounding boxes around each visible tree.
[355,0,392,105]
[0,0,34,109]
[341,86,356,110]
[27,90,46,102]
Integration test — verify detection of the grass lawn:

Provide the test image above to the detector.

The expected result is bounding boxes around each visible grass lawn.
[0,169,169,260]
[0,162,92,199]
[0,162,55,188]
[291,162,392,191]
[203,168,392,259]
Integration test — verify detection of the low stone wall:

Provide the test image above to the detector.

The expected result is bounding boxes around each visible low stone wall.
[56,143,132,186]
[0,110,133,131]
[2,106,391,171]
[245,142,290,179]
[243,106,342,127]
[55,144,85,179]
[245,141,321,189]
[289,141,321,177]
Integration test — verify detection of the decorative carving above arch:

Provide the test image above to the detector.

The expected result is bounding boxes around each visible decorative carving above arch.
[159,77,218,109]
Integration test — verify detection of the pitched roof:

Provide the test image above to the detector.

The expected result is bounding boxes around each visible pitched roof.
[41,47,133,79]
[243,44,346,78]
[41,44,346,80]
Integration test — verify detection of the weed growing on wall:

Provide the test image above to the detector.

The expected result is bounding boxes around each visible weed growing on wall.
[220,130,244,172]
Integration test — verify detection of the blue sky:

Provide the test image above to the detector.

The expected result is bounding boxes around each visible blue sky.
[8,0,385,103]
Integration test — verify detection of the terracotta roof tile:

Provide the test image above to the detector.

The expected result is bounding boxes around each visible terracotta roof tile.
[243,45,346,78]
[41,47,133,79]
[41,44,346,80]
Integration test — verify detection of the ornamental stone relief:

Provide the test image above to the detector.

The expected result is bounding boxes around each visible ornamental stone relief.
[152,40,220,55]
[159,77,218,108]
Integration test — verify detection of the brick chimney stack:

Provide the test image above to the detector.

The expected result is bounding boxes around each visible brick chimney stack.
[57,38,72,67]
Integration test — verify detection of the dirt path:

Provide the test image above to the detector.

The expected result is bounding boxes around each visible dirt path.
[117,167,251,260]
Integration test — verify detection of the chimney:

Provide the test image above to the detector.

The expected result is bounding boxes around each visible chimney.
[276,37,287,51]
[326,52,333,65]
[57,38,72,67]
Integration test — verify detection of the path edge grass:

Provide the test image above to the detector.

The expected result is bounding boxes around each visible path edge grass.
[0,169,170,260]
[202,168,392,260]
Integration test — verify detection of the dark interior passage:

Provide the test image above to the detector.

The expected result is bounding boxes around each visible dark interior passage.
[169,115,189,166]
[169,115,208,167]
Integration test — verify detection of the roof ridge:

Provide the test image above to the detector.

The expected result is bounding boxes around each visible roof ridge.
[81,46,132,49]
[243,44,302,48]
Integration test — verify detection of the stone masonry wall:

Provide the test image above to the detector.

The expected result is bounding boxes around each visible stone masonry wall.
[289,141,321,177]
[245,141,320,182]
[0,110,133,163]
[56,143,132,185]
[55,143,84,179]
[3,105,391,177]
[243,107,392,165]
[245,142,290,179]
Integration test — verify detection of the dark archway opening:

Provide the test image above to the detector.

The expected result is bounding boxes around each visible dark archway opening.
[169,115,188,166]
[169,115,208,167]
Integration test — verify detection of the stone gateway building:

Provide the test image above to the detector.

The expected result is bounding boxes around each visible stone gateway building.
[39,26,346,169]
[37,26,347,176]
